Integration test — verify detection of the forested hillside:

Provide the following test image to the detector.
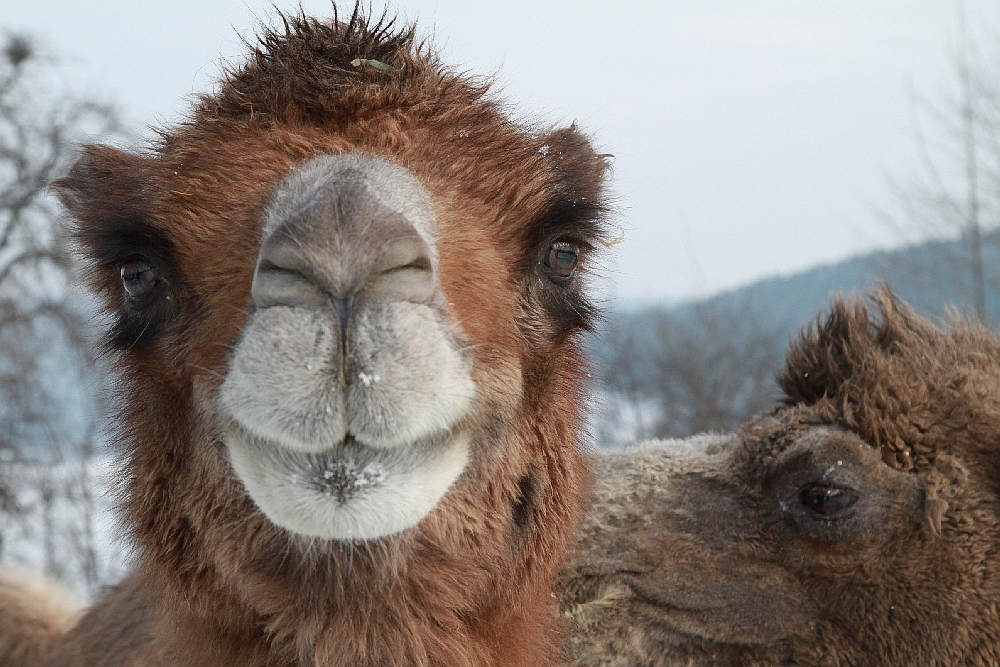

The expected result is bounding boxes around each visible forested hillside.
[590,230,1000,446]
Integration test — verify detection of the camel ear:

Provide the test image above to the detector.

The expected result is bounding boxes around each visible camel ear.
[53,145,150,265]
[539,124,611,205]
[53,145,144,222]
[778,295,862,405]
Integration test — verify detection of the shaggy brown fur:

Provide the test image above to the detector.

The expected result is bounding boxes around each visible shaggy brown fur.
[2,7,611,667]
[562,290,1000,666]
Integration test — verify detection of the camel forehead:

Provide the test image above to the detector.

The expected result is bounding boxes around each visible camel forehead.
[777,293,1000,473]
[740,409,861,451]
[765,425,905,484]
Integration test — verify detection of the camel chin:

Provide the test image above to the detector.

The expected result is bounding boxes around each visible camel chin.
[225,425,470,540]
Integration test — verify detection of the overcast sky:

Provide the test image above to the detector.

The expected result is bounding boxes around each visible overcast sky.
[6,1,1000,304]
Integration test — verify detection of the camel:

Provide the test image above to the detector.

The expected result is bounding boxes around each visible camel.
[561,290,1000,666]
[0,7,611,667]
[0,569,80,667]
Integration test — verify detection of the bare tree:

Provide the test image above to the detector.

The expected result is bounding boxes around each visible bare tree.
[0,33,122,593]
[879,7,1000,322]
[597,299,783,444]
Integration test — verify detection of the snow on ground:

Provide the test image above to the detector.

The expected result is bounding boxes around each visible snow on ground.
[0,454,130,600]
[588,390,662,448]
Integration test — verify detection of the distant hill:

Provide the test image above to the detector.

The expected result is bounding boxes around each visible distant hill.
[586,230,1000,443]
[594,229,1000,369]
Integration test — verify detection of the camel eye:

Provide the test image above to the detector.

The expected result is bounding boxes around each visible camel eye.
[545,242,580,278]
[121,260,159,300]
[799,484,857,516]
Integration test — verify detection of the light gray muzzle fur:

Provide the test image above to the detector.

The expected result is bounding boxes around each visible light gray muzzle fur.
[219,154,476,539]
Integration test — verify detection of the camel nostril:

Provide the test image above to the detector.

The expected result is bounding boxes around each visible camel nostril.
[251,261,327,310]
[255,161,441,314]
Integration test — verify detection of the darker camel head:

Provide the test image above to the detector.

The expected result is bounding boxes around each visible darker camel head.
[564,291,1000,666]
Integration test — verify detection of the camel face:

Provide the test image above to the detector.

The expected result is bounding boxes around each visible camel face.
[564,294,1000,667]
[563,433,821,666]
[55,58,607,552]
[42,12,609,666]
[221,154,475,539]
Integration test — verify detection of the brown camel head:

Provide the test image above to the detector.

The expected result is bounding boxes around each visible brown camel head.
[563,291,1000,666]
[49,8,609,666]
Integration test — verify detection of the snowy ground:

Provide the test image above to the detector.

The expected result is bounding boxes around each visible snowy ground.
[588,390,662,449]
[0,454,130,599]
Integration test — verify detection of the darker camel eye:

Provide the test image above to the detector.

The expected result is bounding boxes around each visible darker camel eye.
[545,242,580,278]
[799,484,858,516]
[120,260,159,300]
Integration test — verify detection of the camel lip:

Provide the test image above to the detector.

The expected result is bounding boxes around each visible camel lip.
[618,569,816,647]
[628,594,790,648]
[225,418,458,465]
[223,417,472,540]
[621,575,717,614]
[225,412,459,455]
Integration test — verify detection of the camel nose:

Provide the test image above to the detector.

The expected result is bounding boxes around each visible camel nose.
[250,154,439,316]
[330,294,356,338]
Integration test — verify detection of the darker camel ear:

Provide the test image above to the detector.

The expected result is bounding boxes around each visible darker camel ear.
[53,145,150,265]
[52,145,145,221]
[778,295,867,405]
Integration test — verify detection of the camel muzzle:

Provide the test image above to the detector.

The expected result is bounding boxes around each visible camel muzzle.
[217,154,477,539]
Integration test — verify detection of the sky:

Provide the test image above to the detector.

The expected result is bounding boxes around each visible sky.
[5,1,1000,304]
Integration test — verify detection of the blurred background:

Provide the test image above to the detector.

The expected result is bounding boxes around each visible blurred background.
[2,1,1000,595]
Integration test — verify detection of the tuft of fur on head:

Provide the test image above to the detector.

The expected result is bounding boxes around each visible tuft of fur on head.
[777,288,1000,472]
[205,7,429,128]
[0,567,80,667]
